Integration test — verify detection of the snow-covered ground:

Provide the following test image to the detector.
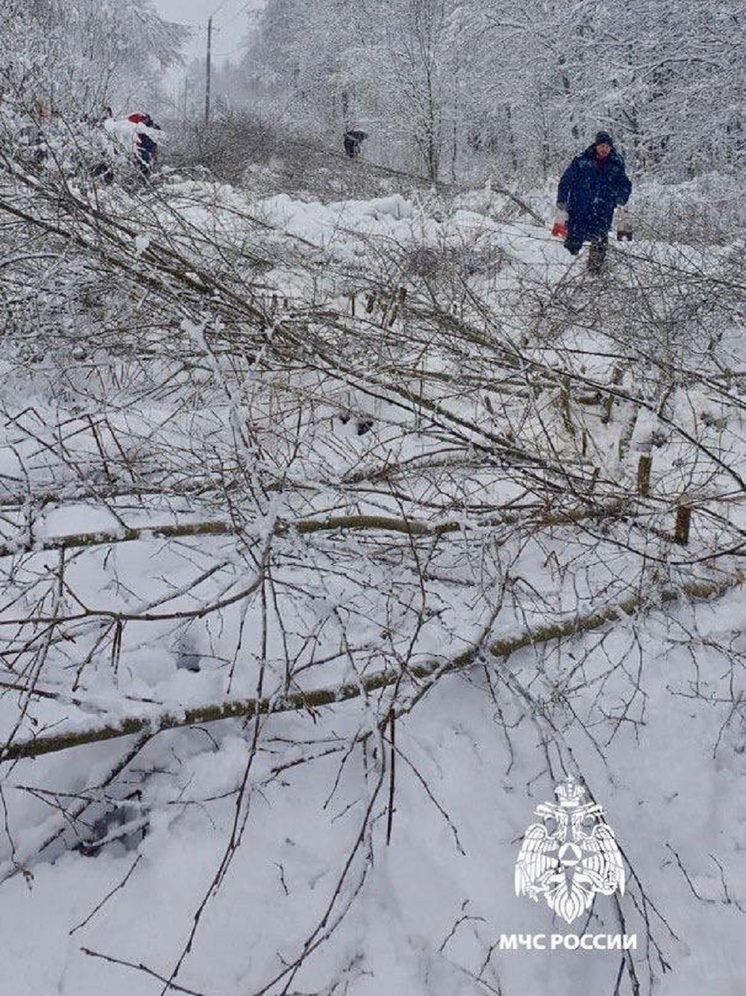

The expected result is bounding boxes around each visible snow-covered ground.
[0,166,743,995]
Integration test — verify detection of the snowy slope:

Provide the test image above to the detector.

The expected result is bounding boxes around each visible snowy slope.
[0,168,743,996]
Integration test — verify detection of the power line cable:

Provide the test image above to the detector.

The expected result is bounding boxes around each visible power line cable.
[209,0,233,17]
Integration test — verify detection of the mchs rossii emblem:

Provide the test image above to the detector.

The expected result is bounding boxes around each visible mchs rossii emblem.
[515,778,625,924]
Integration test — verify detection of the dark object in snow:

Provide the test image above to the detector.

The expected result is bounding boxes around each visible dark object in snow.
[91,159,114,185]
[77,800,146,857]
[339,412,374,435]
[557,131,631,257]
[177,650,201,672]
[343,129,368,159]
[176,636,201,673]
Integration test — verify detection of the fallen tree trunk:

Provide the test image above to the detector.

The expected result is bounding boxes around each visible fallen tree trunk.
[2,573,739,763]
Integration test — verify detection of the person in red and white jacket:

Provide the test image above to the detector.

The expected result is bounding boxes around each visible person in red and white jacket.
[127,112,161,176]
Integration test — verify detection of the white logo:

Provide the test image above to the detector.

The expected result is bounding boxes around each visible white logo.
[515,778,625,924]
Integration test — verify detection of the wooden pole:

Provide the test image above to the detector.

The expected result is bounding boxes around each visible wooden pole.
[637,453,652,496]
[601,366,623,425]
[674,496,691,545]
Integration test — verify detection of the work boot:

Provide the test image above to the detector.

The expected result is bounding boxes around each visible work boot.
[587,240,606,273]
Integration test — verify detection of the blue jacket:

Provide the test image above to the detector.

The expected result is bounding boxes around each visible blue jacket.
[558,145,631,241]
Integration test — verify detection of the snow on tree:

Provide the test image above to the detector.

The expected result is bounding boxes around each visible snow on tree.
[0,0,188,118]
[234,0,744,181]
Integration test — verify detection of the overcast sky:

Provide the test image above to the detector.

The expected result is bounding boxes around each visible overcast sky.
[151,0,264,64]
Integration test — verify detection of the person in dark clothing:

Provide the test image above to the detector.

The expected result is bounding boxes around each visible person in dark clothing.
[135,131,158,174]
[343,129,368,158]
[557,131,632,271]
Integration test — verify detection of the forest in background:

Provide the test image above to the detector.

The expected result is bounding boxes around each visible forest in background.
[6,0,742,186]
[199,0,744,183]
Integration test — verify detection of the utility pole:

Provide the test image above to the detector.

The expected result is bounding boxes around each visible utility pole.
[204,15,213,127]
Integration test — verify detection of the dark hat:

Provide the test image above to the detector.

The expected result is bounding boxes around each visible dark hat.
[595,131,614,146]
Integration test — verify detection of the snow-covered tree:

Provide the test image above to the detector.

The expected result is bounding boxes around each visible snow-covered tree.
[237,0,744,181]
[0,0,188,118]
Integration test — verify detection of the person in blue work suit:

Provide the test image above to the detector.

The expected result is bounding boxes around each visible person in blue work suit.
[557,130,632,271]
